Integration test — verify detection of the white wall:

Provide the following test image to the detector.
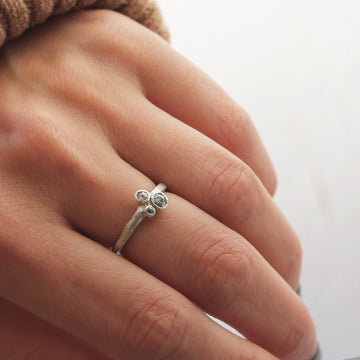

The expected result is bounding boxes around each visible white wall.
[156,1,360,359]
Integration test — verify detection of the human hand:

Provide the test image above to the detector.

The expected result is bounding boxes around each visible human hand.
[0,10,317,359]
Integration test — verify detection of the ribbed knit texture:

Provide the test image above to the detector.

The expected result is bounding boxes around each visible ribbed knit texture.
[0,0,169,47]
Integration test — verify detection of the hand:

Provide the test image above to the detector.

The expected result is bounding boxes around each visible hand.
[0,10,317,360]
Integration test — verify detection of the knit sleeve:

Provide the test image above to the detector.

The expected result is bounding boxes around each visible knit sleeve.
[0,0,169,47]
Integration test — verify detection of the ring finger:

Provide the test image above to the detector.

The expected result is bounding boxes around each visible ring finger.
[59,142,316,359]
[102,97,302,289]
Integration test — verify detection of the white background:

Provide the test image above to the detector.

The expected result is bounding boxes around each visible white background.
[157,1,360,359]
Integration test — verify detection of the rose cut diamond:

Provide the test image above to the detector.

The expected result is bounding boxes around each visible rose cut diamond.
[144,205,156,217]
[135,190,150,204]
[152,192,168,210]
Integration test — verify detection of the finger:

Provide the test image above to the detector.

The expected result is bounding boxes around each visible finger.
[0,104,313,358]
[8,11,293,288]
[122,194,318,360]
[0,222,276,360]
[0,297,115,360]
[64,163,316,360]
[106,98,301,289]
[49,139,316,359]
[130,17,277,195]
[61,10,276,195]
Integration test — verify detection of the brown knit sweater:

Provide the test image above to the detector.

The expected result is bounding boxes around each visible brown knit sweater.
[0,0,169,47]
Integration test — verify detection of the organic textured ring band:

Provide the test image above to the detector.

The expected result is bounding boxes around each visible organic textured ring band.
[112,183,168,255]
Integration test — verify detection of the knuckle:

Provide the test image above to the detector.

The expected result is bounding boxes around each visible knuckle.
[71,9,148,63]
[36,39,73,73]
[217,98,253,145]
[279,303,317,359]
[1,111,48,169]
[216,98,278,197]
[196,230,255,308]
[124,292,188,358]
[8,34,78,86]
[69,9,166,79]
[72,9,125,45]
[207,154,260,222]
[2,110,103,190]
[3,112,72,172]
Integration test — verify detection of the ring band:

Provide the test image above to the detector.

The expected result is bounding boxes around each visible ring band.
[112,183,168,254]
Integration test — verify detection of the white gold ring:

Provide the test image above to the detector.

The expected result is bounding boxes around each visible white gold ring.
[112,183,168,254]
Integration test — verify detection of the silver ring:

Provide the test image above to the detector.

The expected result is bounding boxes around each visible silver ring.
[112,183,168,255]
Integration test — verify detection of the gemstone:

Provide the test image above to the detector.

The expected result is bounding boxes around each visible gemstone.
[151,192,168,210]
[135,190,150,204]
[144,205,156,217]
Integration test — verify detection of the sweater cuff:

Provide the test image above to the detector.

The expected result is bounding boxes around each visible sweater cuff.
[0,0,169,47]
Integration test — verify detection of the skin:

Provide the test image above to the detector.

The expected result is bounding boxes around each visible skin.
[0,9,317,360]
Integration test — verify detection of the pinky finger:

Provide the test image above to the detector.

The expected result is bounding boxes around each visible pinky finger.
[0,297,115,360]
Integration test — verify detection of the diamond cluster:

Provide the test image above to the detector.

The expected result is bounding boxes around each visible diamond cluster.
[135,189,168,217]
